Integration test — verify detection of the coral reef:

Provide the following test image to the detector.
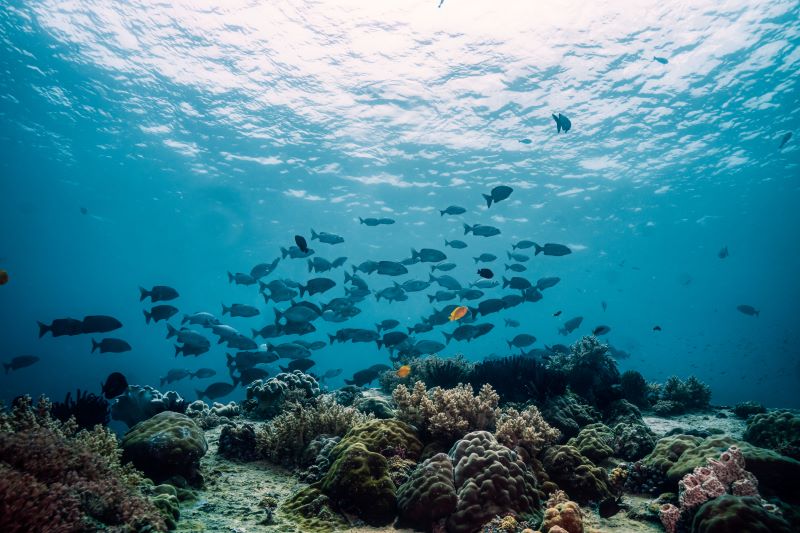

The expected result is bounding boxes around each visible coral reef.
[544,336,621,407]
[121,410,207,486]
[393,380,500,443]
[611,421,656,461]
[244,370,320,419]
[495,405,561,463]
[649,376,711,415]
[414,354,475,389]
[218,422,259,462]
[540,490,583,533]
[541,445,612,504]
[185,399,240,429]
[690,495,792,533]
[641,434,704,477]
[732,401,767,419]
[279,485,348,532]
[0,395,167,532]
[743,410,800,460]
[396,452,457,529]
[298,435,341,483]
[50,388,110,429]
[352,389,396,418]
[567,423,615,463]
[470,355,565,404]
[542,392,601,439]
[619,370,649,408]
[110,385,187,428]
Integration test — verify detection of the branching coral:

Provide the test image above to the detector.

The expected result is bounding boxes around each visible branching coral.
[545,336,621,407]
[50,388,110,429]
[651,376,711,414]
[495,405,561,462]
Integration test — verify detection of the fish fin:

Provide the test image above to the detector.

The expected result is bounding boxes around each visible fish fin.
[507,340,512,349]
[427,294,435,304]
[411,248,418,261]
[311,228,318,240]
[328,334,336,345]
[473,257,479,264]
[443,331,452,345]
[274,307,282,323]
[351,264,357,274]
[358,217,364,224]
[507,251,512,260]
[91,339,99,353]
[344,271,352,284]
[37,321,49,338]
[376,340,383,350]
[166,323,177,339]
[258,280,267,293]
[143,309,151,324]
[534,243,543,255]
[440,210,445,216]
[428,273,436,283]
[482,193,493,208]
[174,344,182,357]
[307,259,313,273]
[181,314,188,325]
[344,379,354,385]
[502,277,510,289]
[222,304,230,316]
[139,286,149,301]
[463,223,472,235]
[299,284,307,297]
[280,247,289,259]
[251,328,259,339]
[407,327,414,335]
[227,272,234,284]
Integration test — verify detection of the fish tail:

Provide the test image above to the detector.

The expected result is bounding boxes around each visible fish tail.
[407,327,414,335]
[258,280,267,293]
[473,257,479,264]
[273,307,283,323]
[504,264,511,271]
[222,304,230,316]
[411,248,418,261]
[143,309,151,324]
[91,339,99,353]
[351,264,358,274]
[375,323,381,332]
[482,194,493,208]
[280,247,289,259]
[139,286,149,301]
[166,323,177,339]
[507,340,512,349]
[428,273,436,283]
[376,340,383,350]
[512,243,518,250]
[463,223,472,235]
[443,331,452,345]
[502,276,510,289]
[231,375,240,388]
[374,292,381,302]
[307,259,313,273]
[181,314,188,325]
[174,344,182,357]
[251,328,259,339]
[37,321,50,338]
[344,271,352,284]
[507,252,512,260]
[311,228,318,240]
[328,334,336,345]
[430,264,436,272]
[440,210,445,216]
[534,243,543,255]
[358,217,364,224]
[427,294,435,304]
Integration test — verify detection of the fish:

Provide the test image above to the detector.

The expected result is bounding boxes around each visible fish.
[593,325,611,336]
[431,263,457,272]
[359,217,395,226]
[523,288,543,302]
[477,299,505,317]
[408,322,433,334]
[376,319,400,332]
[352,260,379,274]
[345,364,391,386]
[295,235,309,253]
[401,280,431,292]
[512,240,535,250]
[260,280,299,303]
[477,268,494,279]
[191,368,217,379]
[598,497,623,518]
[332,257,347,268]
[377,331,409,351]
[552,112,571,133]
[440,205,466,216]
[175,341,211,357]
[519,138,532,144]
[377,261,408,277]
[281,245,314,259]
[139,285,179,302]
[502,294,524,308]
[653,325,662,331]
[232,367,271,387]
[653,56,669,64]
[559,316,583,335]
[0,269,8,285]
[458,288,484,300]
[226,350,278,370]
[449,306,469,321]
[81,315,123,334]
[471,279,499,289]
[167,325,209,345]
[396,365,411,378]
[160,368,191,387]
[38,318,84,338]
[212,323,239,340]
[280,359,316,373]
[502,276,532,290]
[718,246,729,259]
[276,302,322,324]
[80,207,88,215]
[601,300,608,311]
[300,277,336,297]
[428,290,457,303]
[228,271,257,285]
[507,252,529,262]
[345,271,369,289]
[269,342,312,360]
[226,333,259,350]
[252,324,283,339]
[737,305,759,317]
[181,312,221,328]
[445,239,468,249]
[144,305,179,324]
[505,319,520,327]
[536,277,561,291]
[250,258,280,279]
[101,372,128,399]
[534,243,572,256]
[482,185,513,208]
[508,334,537,348]
[553,310,562,317]
[320,368,343,380]
[3,355,39,374]
[222,303,260,318]
[375,285,407,303]
[91,338,131,354]
[473,253,497,263]
[307,257,334,273]
[779,132,792,149]
[429,273,462,290]
[311,228,344,245]
[196,382,235,401]
[412,248,447,263]
[295,340,327,351]
[463,224,501,237]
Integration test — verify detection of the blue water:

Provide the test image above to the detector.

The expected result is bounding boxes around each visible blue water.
[1,1,799,413]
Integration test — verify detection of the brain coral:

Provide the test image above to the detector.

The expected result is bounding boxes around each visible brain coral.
[396,452,457,529]
[691,495,792,533]
[542,445,612,504]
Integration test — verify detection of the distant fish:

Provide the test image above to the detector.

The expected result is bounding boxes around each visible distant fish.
[482,185,513,208]
[507,334,536,348]
[653,325,662,331]
[601,300,608,311]
[440,205,466,216]
[505,263,526,273]
[345,364,390,386]
[502,276,532,290]
[512,240,535,250]
[320,368,343,380]
[101,372,127,399]
[250,258,280,279]
[593,325,611,336]
[37,317,83,338]
[4,355,39,374]
[228,271,257,285]
[359,217,395,226]
[778,132,792,149]
[412,248,447,263]
[718,246,729,259]
[431,263,457,272]
[281,246,314,259]
[191,368,217,379]
[160,368,191,387]
[449,305,469,322]
[222,303,260,318]
[534,243,571,256]
[281,359,316,373]
[477,268,494,279]
[463,223,501,237]
[559,316,583,335]
[181,312,220,328]
[376,319,400,332]
[144,305,178,324]
[377,261,408,277]
[653,56,669,64]
[553,310,562,317]
[518,138,532,144]
[445,239,468,249]
[139,285,179,302]
[80,206,88,215]
[737,305,759,317]
[311,228,344,245]
[504,318,520,327]
[91,338,131,354]
[81,315,123,334]
[552,112,571,133]
[0,269,7,285]
[196,382,235,401]
[474,253,497,263]
[396,365,411,378]
[295,235,309,253]
[507,251,529,262]
[536,277,560,291]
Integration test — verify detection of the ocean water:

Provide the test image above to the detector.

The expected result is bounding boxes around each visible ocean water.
[1,0,798,414]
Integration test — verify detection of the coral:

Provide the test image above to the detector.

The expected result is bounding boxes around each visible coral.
[542,392,601,439]
[298,435,341,483]
[50,388,110,429]
[244,370,320,419]
[397,452,457,529]
[415,354,475,389]
[691,495,792,533]
[446,431,541,533]
[393,381,500,443]
[622,460,664,494]
[470,355,566,404]
[151,489,181,530]
[121,411,207,486]
[642,434,704,476]
[603,399,645,426]
[0,395,167,532]
[184,400,240,429]
[619,370,649,408]
[567,423,614,463]
[256,395,372,466]
[653,376,711,414]
[659,503,679,533]
[652,400,680,416]
[732,401,767,419]
[110,384,187,428]
[611,422,656,461]
[353,389,396,418]
[495,405,561,463]
[544,336,621,407]
[743,410,800,460]
[330,418,423,461]
[218,422,259,461]
[279,485,348,533]
[541,445,612,504]
[481,514,537,532]
[540,490,583,533]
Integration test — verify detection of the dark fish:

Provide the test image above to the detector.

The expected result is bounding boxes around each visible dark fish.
[376,319,400,332]
[139,285,179,302]
[505,319,520,327]
[80,206,88,215]
[191,368,217,379]
[175,341,211,357]
[505,263,526,273]
[463,224,501,237]
[196,382,235,401]
[311,228,344,245]
[252,324,282,339]
[101,372,128,399]
[458,288,484,300]
[226,350,278,370]
[167,325,209,346]
[295,235,309,253]
[91,338,131,354]
[519,138,532,144]
[653,325,662,331]
[260,280,299,303]
[536,277,560,291]
[443,324,476,344]
[345,271,369,289]
[377,261,408,276]
[553,310,562,317]
[345,364,391,386]
[552,112,571,133]
[0,269,7,285]
[268,342,312,360]
[779,132,792,149]
[144,305,179,324]
[507,251,529,262]
[232,367,271,387]
[281,245,314,259]
[332,257,347,268]
[412,248,447,263]
[534,243,572,256]
[352,260,379,274]
[593,325,611,336]
[502,294,524,308]
[281,359,316,373]
[512,240,535,250]
[321,368,343,380]
[477,298,505,317]
[222,303,260,318]
[653,56,669,64]
[477,268,494,279]
[559,316,583,335]
[429,273,462,290]
[182,311,221,328]
[415,340,446,354]
[408,322,433,334]
[601,300,608,311]
[473,253,497,263]
[300,277,336,297]
[400,256,418,266]
[431,263,457,272]
[250,258,280,279]
[401,279,431,292]
[502,276,532,290]
[228,271,257,285]
[295,340,327,351]
[375,285,407,302]
[440,205,466,216]
[445,239,468,249]
[718,246,729,259]
[81,315,123,334]
[508,334,536,348]
[160,368,191,387]
[482,185,513,208]
[737,305,759,317]
[38,318,83,338]
[4,355,39,374]
[428,290,457,303]
[523,288,543,303]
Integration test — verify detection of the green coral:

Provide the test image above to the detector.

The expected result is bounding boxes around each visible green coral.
[542,391,601,439]
[331,418,423,460]
[279,486,348,533]
[541,444,612,504]
[567,423,614,463]
[732,401,767,419]
[691,495,792,533]
[652,375,711,414]
[396,452,457,529]
[641,434,703,475]
[743,410,800,460]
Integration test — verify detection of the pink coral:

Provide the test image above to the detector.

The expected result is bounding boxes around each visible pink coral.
[707,445,745,485]
[659,503,679,533]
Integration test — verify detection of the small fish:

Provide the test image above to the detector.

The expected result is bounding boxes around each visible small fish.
[4,355,39,374]
[300,277,336,296]
[553,310,562,317]
[91,338,132,354]
[593,325,611,336]
[505,263,526,273]
[81,315,123,334]
[377,261,408,277]
[477,268,494,279]
[101,372,127,399]
[463,224,501,237]
[344,364,391,386]
[281,359,316,373]
[482,185,513,208]
[139,285,179,302]
[222,303,260,318]
[445,239,468,249]
[80,207,88,215]
[737,305,759,317]
[311,228,344,245]
[718,246,729,259]
[512,240,535,250]
[295,235,309,253]
[559,316,583,335]
[601,300,608,311]
[376,319,400,332]
[653,325,662,331]
[38,318,84,338]
[534,243,572,256]
[228,271,257,285]
[191,368,217,379]
[412,248,447,263]
[321,368,343,380]
[473,253,497,263]
[144,305,179,324]
[598,496,622,518]
[505,319,520,327]
[440,205,466,216]
[160,368,191,387]
[653,56,669,64]
[0,269,7,285]
[196,382,235,401]
[552,112,571,133]
[449,305,469,321]
[250,258,280,279]
[396,365,411,378]
[507,252,529,262]
[431,263,457,272]
[779,132,792,149]
[518,138,532,144]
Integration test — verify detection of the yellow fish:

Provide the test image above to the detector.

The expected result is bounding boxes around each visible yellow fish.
[449,305,468,321]
[396,365,411,378]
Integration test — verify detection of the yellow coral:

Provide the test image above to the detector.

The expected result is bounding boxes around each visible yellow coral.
[500,514,518,532]
[542,497,583,533]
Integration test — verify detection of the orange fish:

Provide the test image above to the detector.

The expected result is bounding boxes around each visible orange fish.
[396,365,411,378]
[0,270,8,285]
[449,305,468,322]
